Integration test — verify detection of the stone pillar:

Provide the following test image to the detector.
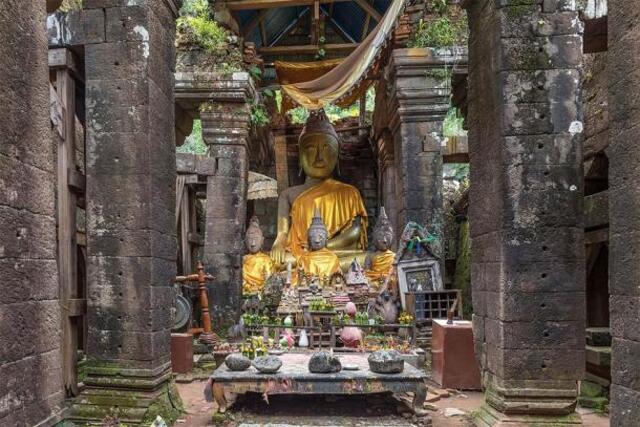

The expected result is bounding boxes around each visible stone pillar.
[377,129,399,237]
[200,74,255,326]
[607,1,640,425]
[465,1,585,425]
[0,2,64,426]
[386,47,464,255]
[74,0,182,424]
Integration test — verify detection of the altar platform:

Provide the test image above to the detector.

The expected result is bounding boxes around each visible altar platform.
[205,352,428,414]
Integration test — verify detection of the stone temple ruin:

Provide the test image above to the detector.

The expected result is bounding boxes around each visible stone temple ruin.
[1,0,638,426]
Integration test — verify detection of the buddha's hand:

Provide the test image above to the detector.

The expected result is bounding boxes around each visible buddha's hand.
[270,234,287,265]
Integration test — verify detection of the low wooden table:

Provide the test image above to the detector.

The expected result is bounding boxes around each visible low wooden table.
[205,352,428,413]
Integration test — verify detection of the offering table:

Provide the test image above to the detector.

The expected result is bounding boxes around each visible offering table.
[205,352,428,413]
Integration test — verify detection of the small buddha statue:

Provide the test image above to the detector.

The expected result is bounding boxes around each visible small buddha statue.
[242,216,274,294]
[270,110,368,267]
[364,207,396,285]
[296,209,341,282]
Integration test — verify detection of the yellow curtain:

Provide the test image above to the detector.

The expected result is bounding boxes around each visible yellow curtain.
[278,0,405,111]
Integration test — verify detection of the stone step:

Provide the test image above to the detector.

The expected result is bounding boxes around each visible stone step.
[585,371,610,388]
[585,327,611,347]
[586,345,611,367]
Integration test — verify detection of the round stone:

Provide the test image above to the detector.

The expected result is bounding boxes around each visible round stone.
[253,355,282,374]
[368,349,404,374]
[224,353,251,371]
[308,351,342,373]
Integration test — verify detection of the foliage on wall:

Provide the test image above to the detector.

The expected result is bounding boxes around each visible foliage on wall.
[177,120,208,155]
[59,0,83,12]
[407,1,468,49]
[176,0,231,53]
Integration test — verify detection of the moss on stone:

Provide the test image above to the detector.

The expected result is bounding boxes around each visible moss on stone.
[141,383,184,425]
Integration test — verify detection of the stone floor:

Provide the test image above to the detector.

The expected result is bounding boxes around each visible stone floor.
[175,381,610,426]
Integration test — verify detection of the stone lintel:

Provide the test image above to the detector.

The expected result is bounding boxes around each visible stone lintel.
[176,153,217,176]
[175,71,257,106]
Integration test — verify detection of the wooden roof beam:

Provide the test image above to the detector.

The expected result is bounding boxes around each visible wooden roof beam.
[258,43,358,55]
[242,9,269,37]
[355,0,382,22]
[224,0,351,10]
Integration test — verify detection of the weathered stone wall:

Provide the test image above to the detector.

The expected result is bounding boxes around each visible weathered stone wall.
[607,1,640,425]
[466,0,585,423]
[76,0,182,423]
[0,1,64,425]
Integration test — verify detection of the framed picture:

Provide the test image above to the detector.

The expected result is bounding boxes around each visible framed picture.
[397,258,443,308]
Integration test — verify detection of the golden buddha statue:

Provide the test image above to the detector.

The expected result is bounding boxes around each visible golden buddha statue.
[270,110,368,267]
[296,209,341,282]
[365,207,396,286]
[242,216,274,294]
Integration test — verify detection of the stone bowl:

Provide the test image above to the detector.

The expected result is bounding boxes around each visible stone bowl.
[253,355,282,374]
[224,353,251,371]
[368,350,404,374]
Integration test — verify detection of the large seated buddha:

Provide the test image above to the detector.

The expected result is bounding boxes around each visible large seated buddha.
[270,110,368,269]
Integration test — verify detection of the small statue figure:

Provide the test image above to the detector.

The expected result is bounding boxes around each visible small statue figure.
[296,208,341,281]
[345,258,369,285]
[242,216,275,294]
[365,207,396,285]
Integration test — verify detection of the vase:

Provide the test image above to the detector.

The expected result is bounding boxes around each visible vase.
[298,329,309,347]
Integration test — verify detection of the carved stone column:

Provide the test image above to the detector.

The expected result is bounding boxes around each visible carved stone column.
[607,0,640,425]
[386,47,465,256]
[465,0,585,424]
[74,0,183,424]
[200,74,255,326]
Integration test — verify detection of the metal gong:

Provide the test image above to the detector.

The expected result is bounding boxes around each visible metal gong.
[173,294,191,332]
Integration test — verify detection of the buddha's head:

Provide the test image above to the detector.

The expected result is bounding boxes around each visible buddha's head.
[299,110,339,179]
[307,208,329,251]
[245,216,264,254]
[373,207,394,251]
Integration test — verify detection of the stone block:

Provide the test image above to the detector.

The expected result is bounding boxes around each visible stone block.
[608,230,640,296]
[86,329,170,363]
[611,338,640,390]
[610,384,640,427]
[586,327,612,347]
[485,291,585,322]
[585,345,611,367]
[87,131,152,175]
[500,35,583,71]
[105,5,149,43]
[487,345,583,381]
[85,41,149,82]
[610,296,640,342]
[488,319,584,350]
[84,0,121,8]
[500,7,580,38]
[500,69,580,105]
[0,154,56,215]
[0,206,57,260]
[0,259,59,305]
[502,259,585,293]
[502,226,583,263]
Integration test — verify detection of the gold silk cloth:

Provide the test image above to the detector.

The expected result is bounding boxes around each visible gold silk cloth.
[287,179,368,259]
[279,0,405,110]
[365,250,396,282]
[275,59,343,112]
[298,248,341,281]
[242,252,274,294]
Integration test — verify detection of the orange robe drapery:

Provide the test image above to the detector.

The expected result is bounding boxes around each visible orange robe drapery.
[298,248,341,280]
[242,252,274,294]
[287,178,368,259]
[365,250,396,283]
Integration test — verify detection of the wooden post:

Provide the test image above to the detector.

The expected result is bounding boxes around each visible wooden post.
[175,262,218,343]
[52,48,80,397]
[179,185,192,274]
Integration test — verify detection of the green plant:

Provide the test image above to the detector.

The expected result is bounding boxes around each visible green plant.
[177,15,228,52]
[180,0,211,19]
[250,104,270,128]
[443,107,466,137]
[177,119,208,155]
[355,312,370,325]
[407,16,468,49]
[59,0,83,12]
[430,0,448,15]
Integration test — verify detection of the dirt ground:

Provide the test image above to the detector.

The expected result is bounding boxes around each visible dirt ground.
[175,381,610,427]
